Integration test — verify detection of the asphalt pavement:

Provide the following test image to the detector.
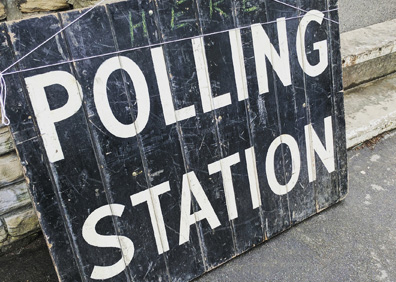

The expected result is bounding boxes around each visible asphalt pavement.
[1,130,396,281]
[339,0,396,33]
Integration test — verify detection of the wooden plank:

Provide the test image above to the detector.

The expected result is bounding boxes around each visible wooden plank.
[200,3,266,254]
[261,0,316,225]
[60,6,168,281]
[109,1,204,280]
[104,2,176,280]
[233,0,268,243]
[237,0,291,239]
[297,0,340,211]
[9,13,133,281]
[158,0,237,269]
[0,21,82,281]
[140,1,210,280]
[327,0,348,199]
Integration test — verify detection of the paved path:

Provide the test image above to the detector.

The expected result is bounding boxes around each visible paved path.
[0,233,56,281]
[339,0,396,33]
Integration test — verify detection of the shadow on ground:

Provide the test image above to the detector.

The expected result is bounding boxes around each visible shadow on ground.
[0,233,57,282]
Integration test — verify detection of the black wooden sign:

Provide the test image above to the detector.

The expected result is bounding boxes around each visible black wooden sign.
[0,0,347,280]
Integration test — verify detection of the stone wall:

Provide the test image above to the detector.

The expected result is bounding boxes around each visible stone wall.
[0,0,95,254]
[0,0,95,22]
[0,121,41,254]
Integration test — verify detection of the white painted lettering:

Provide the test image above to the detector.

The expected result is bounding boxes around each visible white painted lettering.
[179,172,221,245]
[94,56,150,138]
[229,29,249,101]
[251,18,291,94]
[192,37,232,112]
[130,182,170,254]
[25,71,82,163]
[245,147,261,209]
[208,153,240,220]
[297,10,329,77]
[82,204,134,280]
[151,47,196,125]
[305,116,335,182]
[266,134,301,195]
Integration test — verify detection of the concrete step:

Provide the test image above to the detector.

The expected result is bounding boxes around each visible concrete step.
[345,72,396,148]
[341,19,396,90]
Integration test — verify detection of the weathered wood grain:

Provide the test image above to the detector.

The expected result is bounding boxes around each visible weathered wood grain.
[2,1,347,280]
[158,4,238,271]
[298,0,339,211]
[262,0,315,225]
[132,1,209,280]
[327,0,348,199]
[59,8,139,281]
[238,0,292,239]
[2,18,85,281]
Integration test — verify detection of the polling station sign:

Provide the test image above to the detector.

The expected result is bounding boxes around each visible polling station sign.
[0,0,347,280]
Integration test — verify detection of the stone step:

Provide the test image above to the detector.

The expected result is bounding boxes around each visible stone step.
[345,72,396,148]
[341,19,396,90]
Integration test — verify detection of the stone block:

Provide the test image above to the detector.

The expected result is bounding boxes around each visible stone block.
[0,220,7,243]
[0,127,14,156]
[341,19,396,89]
[0,3,6,20]
[4,208,39,237]
[0,153,24,187]
[343,52,396,90]
[345,73,396,148]
[19,0,69,13]
[0,182,31,215]
[67,0,97,9]
[0,232,39,254]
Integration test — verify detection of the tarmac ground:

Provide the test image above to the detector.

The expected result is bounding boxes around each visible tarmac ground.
[0,233,56,281]
[1,130,395,282]
[339,0,396,32]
